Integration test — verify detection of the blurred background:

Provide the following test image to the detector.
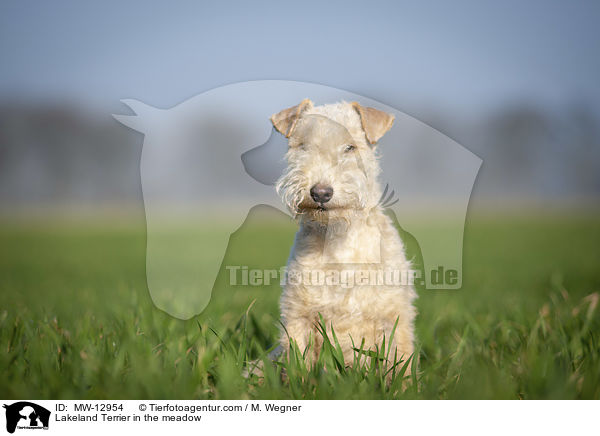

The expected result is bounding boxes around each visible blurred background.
[0,0,599,217]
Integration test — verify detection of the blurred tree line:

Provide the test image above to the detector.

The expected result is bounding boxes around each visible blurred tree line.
[0,102,598,215]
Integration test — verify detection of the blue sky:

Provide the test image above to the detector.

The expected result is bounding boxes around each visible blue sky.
[1,0,599,116]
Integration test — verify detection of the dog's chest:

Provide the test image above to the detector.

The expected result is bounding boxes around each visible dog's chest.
[285,213,412,320]
[321,222,382,264]
[293,217,389,266]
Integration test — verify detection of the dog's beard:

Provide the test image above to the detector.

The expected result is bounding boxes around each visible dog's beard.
[296,206,374,239]
[294,195,365,225]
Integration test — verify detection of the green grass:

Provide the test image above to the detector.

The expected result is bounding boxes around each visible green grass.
[1,212,599,399]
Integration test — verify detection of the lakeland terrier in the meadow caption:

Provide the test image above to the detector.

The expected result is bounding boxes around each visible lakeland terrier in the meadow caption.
[272,99,417,373]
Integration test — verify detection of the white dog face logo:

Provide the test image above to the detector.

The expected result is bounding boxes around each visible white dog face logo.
[114,81,481,319]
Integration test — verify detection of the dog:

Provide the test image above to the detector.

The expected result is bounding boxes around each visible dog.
[272,99,417,373]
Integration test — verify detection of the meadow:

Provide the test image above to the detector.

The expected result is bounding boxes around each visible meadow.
[1,211,599,399]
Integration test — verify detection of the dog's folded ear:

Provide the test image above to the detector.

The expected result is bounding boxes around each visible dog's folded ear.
[351,102,395,145]
[271,99,314,138]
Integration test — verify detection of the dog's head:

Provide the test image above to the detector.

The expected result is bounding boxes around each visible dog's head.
[272,99,394,221]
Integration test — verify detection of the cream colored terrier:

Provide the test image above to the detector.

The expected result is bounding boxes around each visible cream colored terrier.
[272,99,417,370]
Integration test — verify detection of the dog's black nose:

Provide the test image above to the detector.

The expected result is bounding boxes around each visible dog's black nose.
[310,184,333,204]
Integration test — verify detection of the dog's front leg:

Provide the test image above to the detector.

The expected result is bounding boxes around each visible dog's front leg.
[280,316,320,365]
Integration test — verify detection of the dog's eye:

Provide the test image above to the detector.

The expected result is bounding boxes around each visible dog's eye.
[344,144,356,153]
